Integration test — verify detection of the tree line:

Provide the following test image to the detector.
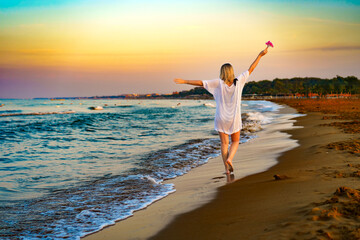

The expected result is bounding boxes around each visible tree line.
[173,75,359,98]
[243,75,359,95]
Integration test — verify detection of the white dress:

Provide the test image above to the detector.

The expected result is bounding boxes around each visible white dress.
[202,70,250,134]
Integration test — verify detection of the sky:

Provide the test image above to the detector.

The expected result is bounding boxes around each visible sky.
[0,0,359,98]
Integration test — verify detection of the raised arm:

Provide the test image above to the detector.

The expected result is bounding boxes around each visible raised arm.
[248,47,268,75]
[173,78,203,86]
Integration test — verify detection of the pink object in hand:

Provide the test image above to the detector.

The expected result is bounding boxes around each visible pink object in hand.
[266,41,274,48]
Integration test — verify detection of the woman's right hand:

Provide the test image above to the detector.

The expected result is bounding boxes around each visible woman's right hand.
[173,78,186,84]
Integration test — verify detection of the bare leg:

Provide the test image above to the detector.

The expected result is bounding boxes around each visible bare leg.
[218,131,230,174]
[226,131,240,172]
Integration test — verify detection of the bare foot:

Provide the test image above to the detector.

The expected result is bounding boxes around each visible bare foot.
[226,160,234,173]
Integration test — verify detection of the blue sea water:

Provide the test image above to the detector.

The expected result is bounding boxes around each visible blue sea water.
[0,99,281,239]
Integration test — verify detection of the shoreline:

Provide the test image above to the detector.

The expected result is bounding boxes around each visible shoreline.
[83,104,301,240]
[151,102,359,239]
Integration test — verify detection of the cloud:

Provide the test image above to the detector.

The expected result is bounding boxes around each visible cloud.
[282,45,360,53]
[306,45,360,51]
[0,49,62,56]
[305,17,360,27]
[0,49,180,57]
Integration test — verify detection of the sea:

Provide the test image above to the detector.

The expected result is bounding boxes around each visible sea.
[0,99,288,239]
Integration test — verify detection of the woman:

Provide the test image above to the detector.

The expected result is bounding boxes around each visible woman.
[173,46,269,174]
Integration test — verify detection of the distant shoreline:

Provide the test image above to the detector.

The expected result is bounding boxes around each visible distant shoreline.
[33,94,360,100]
[1,95,358,101]
[2,74,359,100]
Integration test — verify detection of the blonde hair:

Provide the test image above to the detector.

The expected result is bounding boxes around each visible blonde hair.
[220,63,235,84]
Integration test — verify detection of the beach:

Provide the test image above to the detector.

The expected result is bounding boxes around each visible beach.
[84,98,359,240]
[2,1,360,239]
[0,99,284,239]
[83,104,300,240]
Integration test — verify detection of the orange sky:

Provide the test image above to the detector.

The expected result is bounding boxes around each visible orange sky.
[0,0,359,98]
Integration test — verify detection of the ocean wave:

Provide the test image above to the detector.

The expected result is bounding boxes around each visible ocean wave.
[249,101,282,112]
[0,138,221,240]
[0,110,22,114]
[0,110,76,117]
[105,105,134,108]
[244,112,272,124]
[241,112,272,133]
[203,103,216,108]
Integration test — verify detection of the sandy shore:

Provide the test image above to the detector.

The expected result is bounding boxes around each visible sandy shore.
[83,105,301,239]
[151,100,360,240]
[84,100,359,240]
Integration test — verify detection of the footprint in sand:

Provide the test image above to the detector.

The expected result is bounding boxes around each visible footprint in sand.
[212,176,225,180]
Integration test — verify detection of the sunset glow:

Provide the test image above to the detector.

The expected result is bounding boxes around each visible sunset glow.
[1,0,359,98]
